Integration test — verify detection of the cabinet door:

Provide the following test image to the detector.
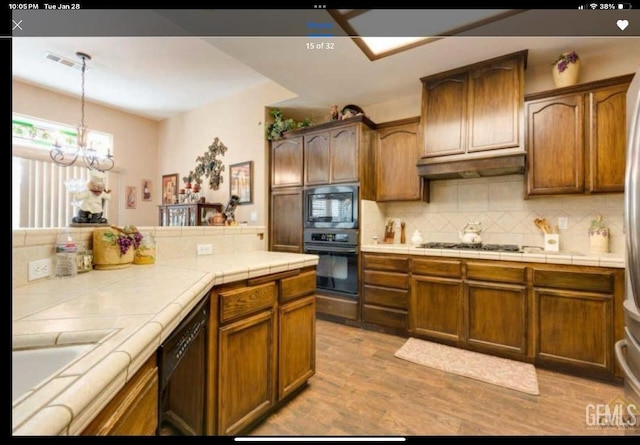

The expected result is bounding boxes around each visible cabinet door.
[271,136,304,188]
[330,125,359,183]
[468,56,522,152]
[526,94,585,195]
[465,281,527,356]
[81,356,158,436]
[218,309,277,436]
[270,188,302,253]
[587,83,628,193]
[278,295,316,400]
[421,74,468,158]
[375,120,426,202]
[534,288,613,375]
[410,275,463,342]
[304,131,330,185]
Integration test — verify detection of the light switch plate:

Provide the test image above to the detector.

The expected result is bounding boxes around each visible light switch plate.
[196,244,213,255]
[29,258,52,281]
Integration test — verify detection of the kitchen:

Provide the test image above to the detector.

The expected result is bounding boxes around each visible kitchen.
[11,8,640,437]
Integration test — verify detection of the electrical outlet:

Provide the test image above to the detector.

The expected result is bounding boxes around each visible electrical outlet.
[196,244,213,255]
[558,217,569,230]
[29,258,52,281]
[250,212,257,222]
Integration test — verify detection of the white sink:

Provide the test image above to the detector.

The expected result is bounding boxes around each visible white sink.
[12,344,93,402]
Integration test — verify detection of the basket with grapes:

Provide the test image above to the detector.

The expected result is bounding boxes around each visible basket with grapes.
[92,225,142,270]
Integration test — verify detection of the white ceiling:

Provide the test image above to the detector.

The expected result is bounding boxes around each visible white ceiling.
[11,10,640,121]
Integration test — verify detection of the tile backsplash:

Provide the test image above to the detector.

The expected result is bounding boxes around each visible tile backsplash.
[361,174,625,256]
[12,226,267,289]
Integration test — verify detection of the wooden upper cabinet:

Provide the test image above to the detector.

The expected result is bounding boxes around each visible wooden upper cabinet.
[526,94,585,195]
[421,50,526,160]
[375,117,428,202]
[525,74,632,197]
[422,73,467,157]
[304,131,330,185]
[468,56,522,152]
[290,116,375,197]
[271,136,303,188]
[330,126,359,183]
[587,83,628,193]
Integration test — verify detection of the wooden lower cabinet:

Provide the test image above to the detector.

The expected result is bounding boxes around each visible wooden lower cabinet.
[535,288,612,374]
[362,254,410,333]
[410,275,463,343]
[81,355,158,436]
[466,282,527,356]
[218,309,277,436]
[532,265,623,379]
[208,268,316,436]
[465,261,528,357]
[410,257,463,343]
[278,295,316,400]
[359,252,624,380]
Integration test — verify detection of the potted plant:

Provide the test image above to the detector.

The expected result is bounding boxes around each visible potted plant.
[265,108,312,141]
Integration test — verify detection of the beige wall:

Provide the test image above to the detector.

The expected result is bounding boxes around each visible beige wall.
[12,80,159,226]
[157,80,297,227]
[360,46,636,256]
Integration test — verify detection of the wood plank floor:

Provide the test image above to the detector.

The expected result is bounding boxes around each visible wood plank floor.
[248,319,634,437]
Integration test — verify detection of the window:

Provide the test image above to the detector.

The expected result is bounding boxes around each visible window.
[12,113,115,229]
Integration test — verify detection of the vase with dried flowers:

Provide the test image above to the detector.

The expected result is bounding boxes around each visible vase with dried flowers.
[552,51,580,88]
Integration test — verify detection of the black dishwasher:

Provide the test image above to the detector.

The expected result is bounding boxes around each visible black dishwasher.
[157,294,209,436]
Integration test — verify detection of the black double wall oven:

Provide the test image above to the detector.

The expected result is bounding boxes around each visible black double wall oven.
[303,184,359,299]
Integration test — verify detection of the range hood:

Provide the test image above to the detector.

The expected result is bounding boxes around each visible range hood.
[417,153,526,180]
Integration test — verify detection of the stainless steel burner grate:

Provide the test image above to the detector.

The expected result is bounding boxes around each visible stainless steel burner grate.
[417,242,520,252]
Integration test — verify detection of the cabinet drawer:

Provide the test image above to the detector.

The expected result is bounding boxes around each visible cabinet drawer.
[363,270,409,289]
[279,270,316,303]
[219,282,276,323]
[362,254,409,273]
[363,305,408,330]
[533,269,613,293]
[412,258,462,278]
[466,261,527,284]
[363,285,409,310]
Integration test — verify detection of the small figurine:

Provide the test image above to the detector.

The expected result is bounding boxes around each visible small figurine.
[330,104,340,121]
[71,171,111,224]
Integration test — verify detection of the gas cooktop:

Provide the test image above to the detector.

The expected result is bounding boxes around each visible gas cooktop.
[416,242,521,252]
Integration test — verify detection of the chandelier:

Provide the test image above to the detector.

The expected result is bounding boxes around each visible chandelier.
[49,52,114,172]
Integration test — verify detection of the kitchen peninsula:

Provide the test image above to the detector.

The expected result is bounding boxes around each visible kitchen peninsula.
[12,226,318,436]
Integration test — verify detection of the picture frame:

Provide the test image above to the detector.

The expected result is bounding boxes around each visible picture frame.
[162,173,178,205]
[125,186,137,209]
[141,179,152,201]
[230,161,253,205]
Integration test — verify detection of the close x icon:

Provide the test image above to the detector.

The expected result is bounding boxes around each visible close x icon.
[12,19,23,31]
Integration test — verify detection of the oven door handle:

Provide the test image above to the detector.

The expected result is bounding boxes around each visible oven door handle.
[304,245,358,254]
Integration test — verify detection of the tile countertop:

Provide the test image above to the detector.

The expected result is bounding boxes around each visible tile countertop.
[361,244,625,268]
[12,251,319,436]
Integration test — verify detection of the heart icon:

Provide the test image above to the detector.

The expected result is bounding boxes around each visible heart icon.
[617,19,629,31]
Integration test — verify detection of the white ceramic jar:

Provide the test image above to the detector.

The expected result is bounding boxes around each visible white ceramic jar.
[410,230,423,245]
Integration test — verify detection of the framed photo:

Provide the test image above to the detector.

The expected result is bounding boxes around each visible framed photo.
[230,161,253,205]
[162,173,178,204]
[141,179,152,201]
[125,186,137,209]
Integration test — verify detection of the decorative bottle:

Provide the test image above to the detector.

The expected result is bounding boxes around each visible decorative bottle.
[55,229,78,278]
